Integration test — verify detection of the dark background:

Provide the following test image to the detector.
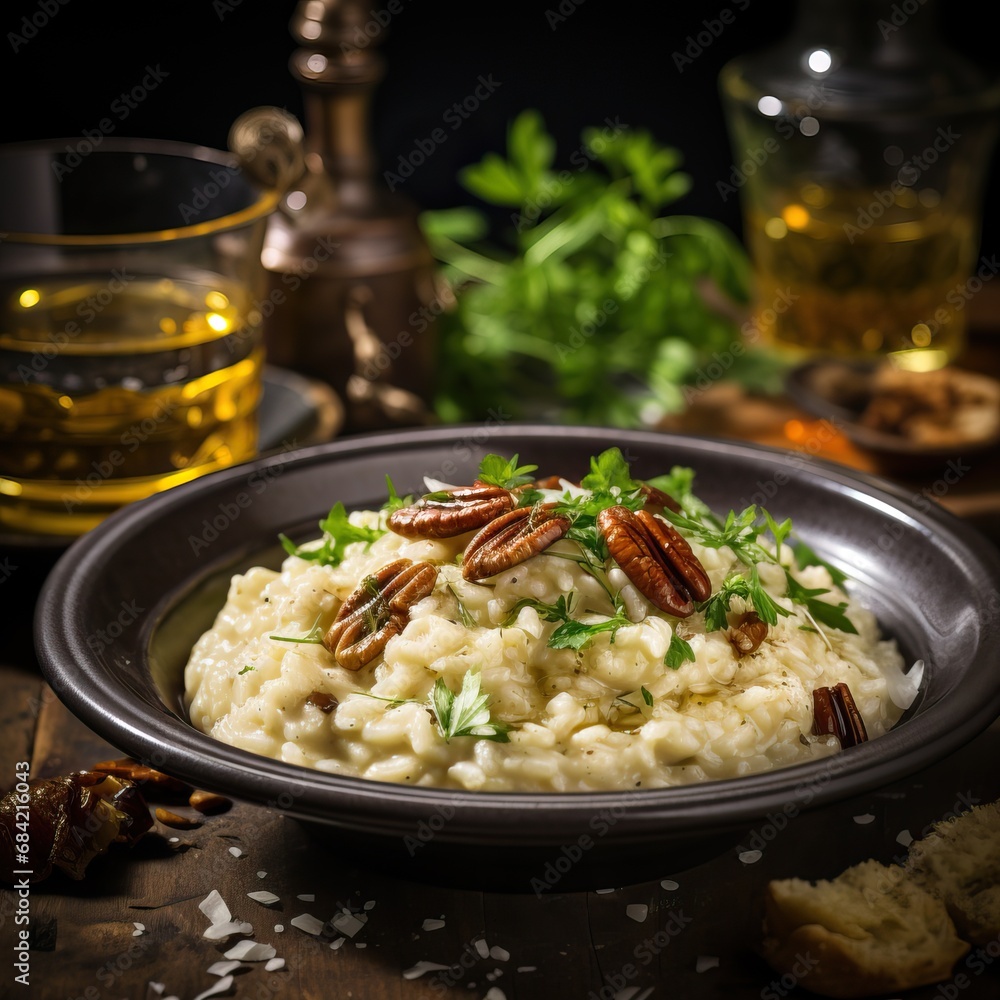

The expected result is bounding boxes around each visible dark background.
[1,0,997,252]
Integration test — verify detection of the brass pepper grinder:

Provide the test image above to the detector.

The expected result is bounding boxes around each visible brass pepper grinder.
[230,0,440,434]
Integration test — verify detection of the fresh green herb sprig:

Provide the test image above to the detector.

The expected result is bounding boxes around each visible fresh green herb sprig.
[280,503,384,568]
[432,670,511,742]
[477,453,538,490]
[422,109,784,427]
[665,633,695,670]
[269,613,327,644]
[663,499,858,635]
[356,669,511,743]
[503,592,633,650]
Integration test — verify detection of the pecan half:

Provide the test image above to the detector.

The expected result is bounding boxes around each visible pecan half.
[598,506,711,617]
[462,504,572,581]
[727,611,768,658]
[387,485,515,538]
[638,483,681,515]
[813,682,869,747]
[324,558,438,670]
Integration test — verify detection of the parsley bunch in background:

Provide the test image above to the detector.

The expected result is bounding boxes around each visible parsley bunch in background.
[421,110,784,428]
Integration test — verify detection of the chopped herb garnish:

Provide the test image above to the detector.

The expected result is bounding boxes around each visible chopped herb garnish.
[792,539,849,587]
[269,613,326,644]
[448,584,478,628]
[548,597,633,650]
[280,502,383,567]
[382,475,413,514]
[355,669,511,743]
[477,453,538,490]
[238,664,255,675]
[699,569,790,630]
[784,571,858,634]
[641,686,655,707]
[431,669,511,742]
[665,633,695,670]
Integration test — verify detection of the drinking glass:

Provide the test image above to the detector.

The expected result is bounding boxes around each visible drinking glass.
[0,139,278,536]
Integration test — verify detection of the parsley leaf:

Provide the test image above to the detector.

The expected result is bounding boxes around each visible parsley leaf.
[699,570,789,630]
[784,571,858,634]
[641,686,655,707]
[431,669,511,742]
[579,447,639,495]
[548,600,633,650]
[502,594,574,627]
[382,475,413,514]
[646,466,716,522]
[665,633,695,670]
[238,664,255,675]
[280,502,384,567]
[792,539,849,587]
[477,453,538,489]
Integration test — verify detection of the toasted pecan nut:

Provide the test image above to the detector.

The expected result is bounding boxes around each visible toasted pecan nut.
[462,504,571,581]
[387,485,515,538]
[813,682,869,747]
[323,559,438,670]
[727,610,768,658]
[638,483,681,515]
[598,506,710,617]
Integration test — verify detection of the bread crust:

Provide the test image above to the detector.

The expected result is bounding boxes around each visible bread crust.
[760,862,969,998]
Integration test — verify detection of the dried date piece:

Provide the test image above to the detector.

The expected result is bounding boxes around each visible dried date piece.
[0,772,152,883]
[813,682,869,747]
[91,757,193,800]
[189,790,233,815]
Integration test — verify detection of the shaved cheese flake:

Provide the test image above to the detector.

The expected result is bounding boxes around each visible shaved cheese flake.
[403,960,452,980]
[223,940,276,962]
[248,891,281,906]
[291,913,325,936]
[198,890,232,926]
[192,976,233,1000]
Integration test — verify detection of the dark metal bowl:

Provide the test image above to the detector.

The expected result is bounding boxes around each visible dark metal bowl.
[34,425,1000,890]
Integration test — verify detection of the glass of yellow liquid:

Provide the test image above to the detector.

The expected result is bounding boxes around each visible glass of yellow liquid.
[718,0,1000,373]
[0,139,279,536]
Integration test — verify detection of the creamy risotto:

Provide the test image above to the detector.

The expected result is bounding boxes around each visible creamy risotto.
[184,451,917,792]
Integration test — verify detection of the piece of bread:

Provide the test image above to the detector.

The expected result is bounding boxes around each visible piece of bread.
[905,801,1000,946]
[761,859,969,998]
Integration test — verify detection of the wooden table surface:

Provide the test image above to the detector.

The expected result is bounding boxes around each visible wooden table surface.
[5,314,1000,999]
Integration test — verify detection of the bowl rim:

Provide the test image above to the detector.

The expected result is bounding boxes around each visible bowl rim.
[34,424,1000,846]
